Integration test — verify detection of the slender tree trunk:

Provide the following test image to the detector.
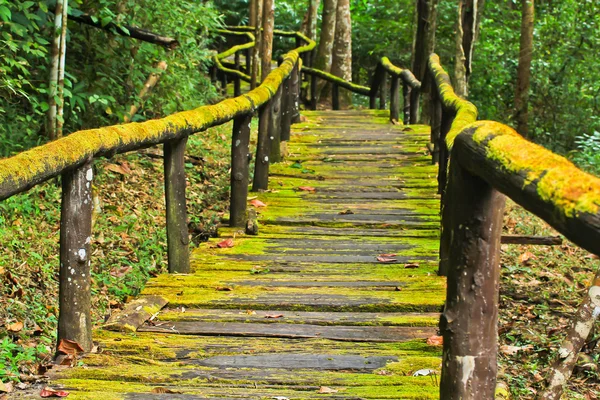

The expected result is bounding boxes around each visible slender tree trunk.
[454,0,485,98]
[301,0,321,41]
[331,0,352,108]
[251,0,263,89]
[412,0,440,123]
[261,0,274,81]
[249,0,257,27]
[314,0,337,103]
[56,0,69,137]
[47,0,65,140]
[124,61,168,123]
[514,0,534,137]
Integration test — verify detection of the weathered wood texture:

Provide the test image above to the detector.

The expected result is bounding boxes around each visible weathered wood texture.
[500,235,562,245]
[268,85,283,162]
[104,295,168,332]
[58,161,94,352]
[439,156,506,399]
[229,114,252,227]
[252,103,271,191]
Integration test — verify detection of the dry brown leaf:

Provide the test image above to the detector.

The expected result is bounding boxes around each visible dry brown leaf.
[404,263,420,269]
[7,321,23,332]
[57,339,84,356]
[318,386,338,393]
[249,199,267,207]
[519,251,536,265]
[105,163,130,176]
[426,335,443,346]
[377,256,397,263]
[264,314,284,319]
[379,253,397,257]
[0,382,13,393]
[298,186,316,192]
[338,209,354,215]
[40,387,69,398]
[217,238,234,248]
[215,286,233,291]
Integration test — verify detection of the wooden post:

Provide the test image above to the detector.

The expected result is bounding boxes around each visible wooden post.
[379,74,387,110]
[438,110,455,277]
[280,76,292,142]
[402,83,412,125]
[332,83,340,110]
[390,76,400,123]
[164,137,190,274]
[439,157,505,400]
[430,85,442,165]
[230,114,252,227]
[245,48,251,74]
[369,93,377,109]
[221,73,228,95]
[438,109,454,197]
[310,74,318,110]
[234,51,241,97]
[290,62,301,123]
[409,86,420,124]
[269,85,283,162]
[58,160,94,352]
[252,101,271,191]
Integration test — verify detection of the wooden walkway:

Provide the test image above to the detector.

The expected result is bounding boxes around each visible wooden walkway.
[50,110,446,399]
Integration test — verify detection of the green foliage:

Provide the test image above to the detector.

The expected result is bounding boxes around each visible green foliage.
[0,337,49,382]
[0,0,223,157]
[571,130,600,175]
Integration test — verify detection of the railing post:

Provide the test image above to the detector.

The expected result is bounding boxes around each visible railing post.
[390,76,400,123]
[164,137,190,274]
[310,74,318,110]
[269,85,283,162]
[290,62,301,123]
[438,109,455,277]
[230,114,252,227]
[438,110,454,197]
[369,92,377,109]
[234,51,241,97]
[379,74,387,110]
[280,76,292,142]
[252,100,271,191]
[430,84,442,165]
[245,48,251,74]
[58,160,93,352]
[410,86,420,124]
[439,155,505,399]
[332,83,340,110]
[402,83,411,125]
[220,72,228,95]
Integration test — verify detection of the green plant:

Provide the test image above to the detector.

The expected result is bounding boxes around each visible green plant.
[571,130,600,175]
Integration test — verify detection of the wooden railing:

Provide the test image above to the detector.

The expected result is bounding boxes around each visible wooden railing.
[427,54,600,399]
[0,28,314,352]
[300,57,421,124]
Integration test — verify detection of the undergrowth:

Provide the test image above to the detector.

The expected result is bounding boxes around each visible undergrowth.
[0,120,249,383]
[499,199,600,399]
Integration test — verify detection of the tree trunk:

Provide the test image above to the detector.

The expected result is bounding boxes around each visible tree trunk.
[301,0,321,41]
[56,0,69,137]
[124,61,168,123]
[251,0,263,89]
[314,0,338,103]
[514,0,534,137]
[331,0,352,108]
[47,0,65,140]
[261,0,274,81]
[412,0,440,123]
[454,0,485,98]
[249,0,257,27]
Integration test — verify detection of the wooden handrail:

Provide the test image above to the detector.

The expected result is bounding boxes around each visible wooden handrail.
[428,55,600,399]
[0,28,315,353]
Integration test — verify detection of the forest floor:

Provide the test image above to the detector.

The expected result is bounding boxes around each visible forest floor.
[0,109,598,398]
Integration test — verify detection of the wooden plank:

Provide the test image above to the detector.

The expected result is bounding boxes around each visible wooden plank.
[104,295,168,332]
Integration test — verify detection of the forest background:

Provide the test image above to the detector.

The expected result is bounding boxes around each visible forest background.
[1,0,599,397]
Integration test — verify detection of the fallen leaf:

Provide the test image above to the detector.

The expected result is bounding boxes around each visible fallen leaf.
[499,344,533,356]
[377,256,397,263]
[0,382,13,393]
[264,314,284,319]
[105,163,130,176]
[110,266,132,277]
[245,310,257,315]
[318,386,338,393]
[426,335,443,346]
[379,253,397,257]
[217,238,234,248]
[151,387,182,394]
[40,387,69,398]
[57,339,84,356]
[272,397,290,400]
[338,209,354,215]
[404,263,420,269]
[215,286,233,291]
[249,199,267,207]
[519,251,536,265]
[7,321,23,332]
[298,186,316,192]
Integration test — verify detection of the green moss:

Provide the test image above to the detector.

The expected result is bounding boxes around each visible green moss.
[469,120,600,217]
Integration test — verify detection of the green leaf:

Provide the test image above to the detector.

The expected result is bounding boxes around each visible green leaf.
[0,5,11,22]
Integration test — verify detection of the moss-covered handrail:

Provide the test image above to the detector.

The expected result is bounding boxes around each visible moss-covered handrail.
[213,29,255,82]
[379,57,420,90]
[429,54,600,400]
[0,46,312,200]
[301,66,371,96]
